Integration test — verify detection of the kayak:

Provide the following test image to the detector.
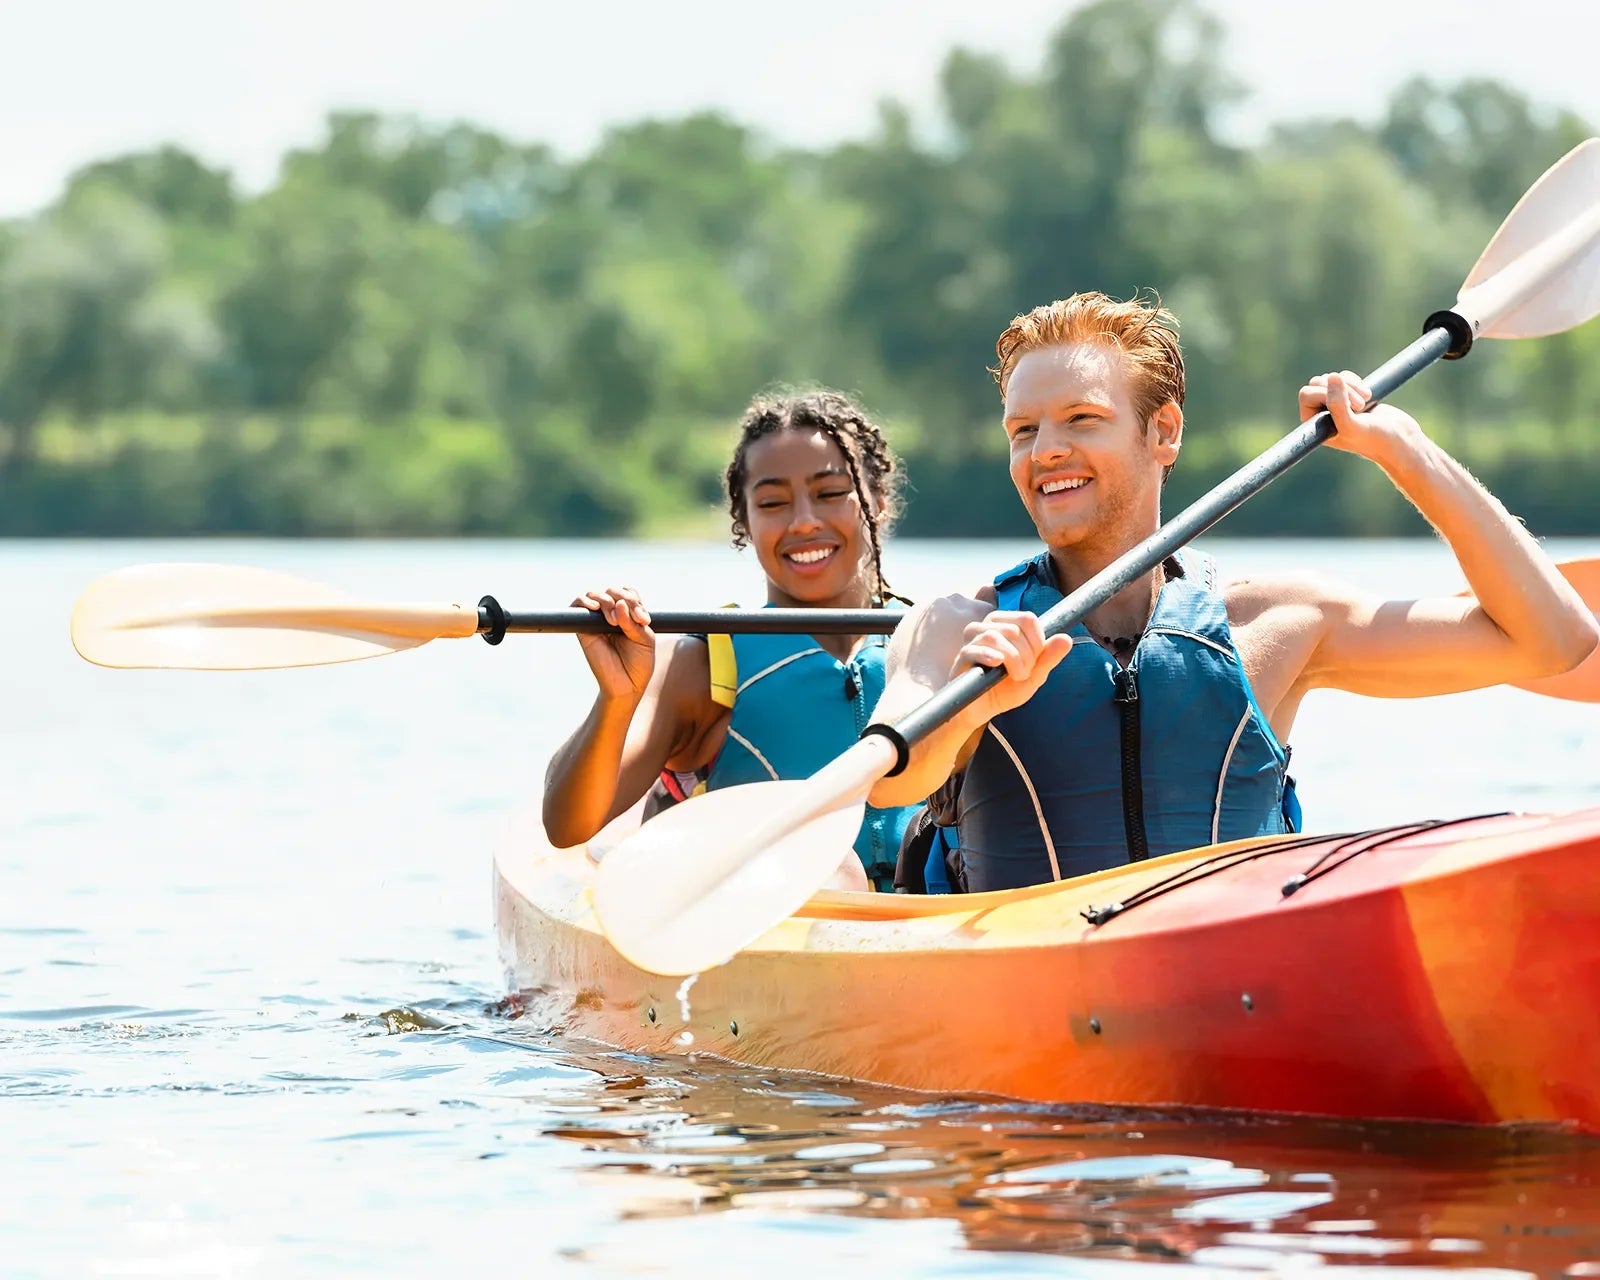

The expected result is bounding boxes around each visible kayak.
[495,805,1600,1132]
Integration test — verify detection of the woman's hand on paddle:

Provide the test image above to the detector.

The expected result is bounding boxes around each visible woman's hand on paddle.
[1301,370,1420,464]
[951,586,1073,723]
[573,586,656,701]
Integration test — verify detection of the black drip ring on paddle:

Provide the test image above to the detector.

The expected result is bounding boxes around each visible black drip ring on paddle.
[478,595,508,646]
[1424,308,1475,360]
[859,722,910,777]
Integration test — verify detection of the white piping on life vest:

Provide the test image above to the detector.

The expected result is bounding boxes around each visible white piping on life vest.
[727,727,780,781]
[736,647,827,697]
[1212,706,1252,844]
[1145,625,1235,659]
[986,724,1062,882]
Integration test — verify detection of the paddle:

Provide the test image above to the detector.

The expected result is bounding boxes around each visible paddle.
[71,558,1600,701]
[68,561,903,671]
[590,137,1600,977]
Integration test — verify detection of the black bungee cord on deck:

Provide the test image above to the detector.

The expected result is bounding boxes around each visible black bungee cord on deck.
[1078,812,1512,927]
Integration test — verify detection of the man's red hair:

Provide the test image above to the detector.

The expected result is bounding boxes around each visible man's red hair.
[991,291,1186,429]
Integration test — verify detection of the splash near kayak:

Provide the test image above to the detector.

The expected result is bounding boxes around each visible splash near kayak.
[498,805,1600,1132]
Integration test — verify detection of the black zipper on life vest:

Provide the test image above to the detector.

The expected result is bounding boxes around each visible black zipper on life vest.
[1112,663,1150,863]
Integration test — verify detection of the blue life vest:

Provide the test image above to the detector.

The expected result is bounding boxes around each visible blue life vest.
[952,549,1298,892]
[698,629,919,891]
[922,825,956,893]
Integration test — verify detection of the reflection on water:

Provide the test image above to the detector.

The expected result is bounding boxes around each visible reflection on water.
[474,998,1600,1276]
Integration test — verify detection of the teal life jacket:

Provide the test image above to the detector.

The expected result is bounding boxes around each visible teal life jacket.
[660,625,918,892]
[953,549,1298,892]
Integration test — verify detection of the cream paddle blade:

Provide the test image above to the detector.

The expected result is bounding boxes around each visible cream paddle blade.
[591,138,1600,977]
[71,563,478,670]
[1456,139,1600,340]
[591,736,895,975]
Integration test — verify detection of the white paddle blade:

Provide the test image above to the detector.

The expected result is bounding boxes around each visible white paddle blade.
[70,562,478,670]
[1456,138,1600,339]
[591,781,867,976]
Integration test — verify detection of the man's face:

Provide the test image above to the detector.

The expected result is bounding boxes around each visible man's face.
[1003,341,1177,553]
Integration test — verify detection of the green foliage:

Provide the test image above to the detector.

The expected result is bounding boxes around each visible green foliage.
[65,146,237,228]
[1,2,1597,537]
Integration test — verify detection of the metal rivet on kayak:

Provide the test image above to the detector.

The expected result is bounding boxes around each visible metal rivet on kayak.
[730,1021,739,1037]
[1089,1017,1102,1035]
[1242,993,1254,1012]
[647,1007,656,1023]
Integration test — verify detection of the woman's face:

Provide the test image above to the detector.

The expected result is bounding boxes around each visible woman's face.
[740,428,877,608]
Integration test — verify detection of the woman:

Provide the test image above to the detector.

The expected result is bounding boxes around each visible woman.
[541,389,920,891]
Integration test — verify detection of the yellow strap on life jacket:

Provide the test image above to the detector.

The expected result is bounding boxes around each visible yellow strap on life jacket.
[707,603,738,709]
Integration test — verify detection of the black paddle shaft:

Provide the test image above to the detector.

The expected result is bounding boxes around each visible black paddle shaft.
[474,602,899,641]
[870,318,1465,769]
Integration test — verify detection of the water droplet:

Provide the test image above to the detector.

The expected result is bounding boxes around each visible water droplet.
[675,973,699,1023]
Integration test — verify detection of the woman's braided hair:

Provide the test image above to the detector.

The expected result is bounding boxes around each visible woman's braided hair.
[725,389,910,607]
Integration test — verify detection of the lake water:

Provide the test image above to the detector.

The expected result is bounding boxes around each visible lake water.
[5,536,1600,1279]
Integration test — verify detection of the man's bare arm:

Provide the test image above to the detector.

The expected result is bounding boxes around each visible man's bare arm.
[1249,374,1598,705]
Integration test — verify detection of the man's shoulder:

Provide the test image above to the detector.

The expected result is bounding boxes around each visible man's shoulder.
[1218,571,1366,707]
[1220,570,1355,629]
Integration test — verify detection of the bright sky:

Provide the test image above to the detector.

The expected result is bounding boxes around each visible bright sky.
[1,0,1596,217]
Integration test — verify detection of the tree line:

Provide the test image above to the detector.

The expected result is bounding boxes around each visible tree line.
[3,0,1598,539]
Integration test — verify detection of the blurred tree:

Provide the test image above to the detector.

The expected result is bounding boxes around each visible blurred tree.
[1378,78,1591,219]
[0,188,218,447]
[65,146,236,227]
[280,112,534,221]
[216,179,394,409]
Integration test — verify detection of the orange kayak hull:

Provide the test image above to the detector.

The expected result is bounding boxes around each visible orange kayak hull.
[494,808,1600,1131]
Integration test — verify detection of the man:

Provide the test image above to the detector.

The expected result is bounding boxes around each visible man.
[868,292,1598,892]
